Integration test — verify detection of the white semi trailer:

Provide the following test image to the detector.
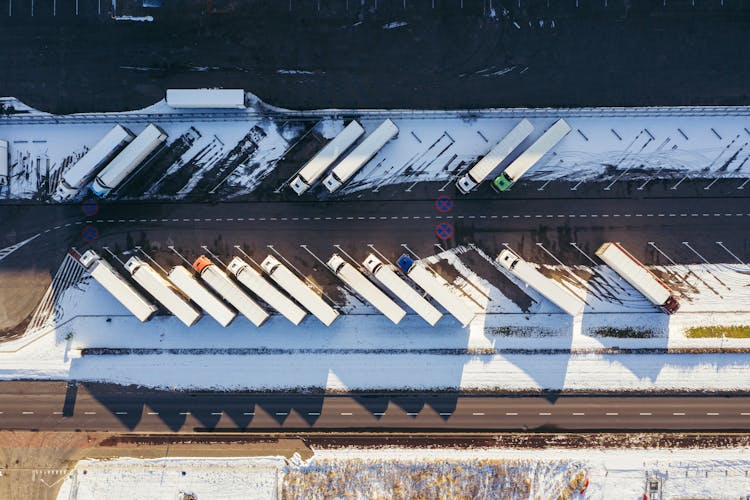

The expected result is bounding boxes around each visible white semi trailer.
[91,124,168,197]
[491,118,571,192]
[496,249,585,316]
[260,255,339,326]
[363,254,443,326]
[0,139,9,187]
[322,119,399,192]
[227,257,307,325]
[166,88,246,109]
[455,119,534,194]
[327,254,406,325]
[124,256,201,327]
[595,242,680,314]
[396,255,475,327]
[167,265,237,327]
[192,255,269,327]
[290,120,365,195]
[79,250,158,322]
[54,125,134,201]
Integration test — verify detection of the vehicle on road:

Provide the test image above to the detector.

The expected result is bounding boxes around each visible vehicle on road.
[363,253,443,326]
[491,118,571,192]
[227,256,307,325]
[328,253,406,324]
[322,119,399,192]
[167,265,237,327]
[290,120,365,195]
[456,119,533,194]
[496,249,584,316]
[396,254,474,327]
[192,255,269,327]
[124,256,201,327]
[166,88,246,109]
[53,125,134,201]
[79,250,157,322]
[91,124,167,197]
[261,255,339,326]
[596,242,680,314]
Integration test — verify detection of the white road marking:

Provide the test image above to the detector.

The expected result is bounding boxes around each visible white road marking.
[606,412,619,416]
[673,412,686,416]
[538,412,551,416]
[572,412,585,416]
[84,412,96,415]
[640,412,652,416]
[22,411,34,415]
[505,412,518,416]
[473,412,485,416]
[340,412,353,416]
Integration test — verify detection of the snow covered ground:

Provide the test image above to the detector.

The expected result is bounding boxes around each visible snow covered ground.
[55,447,750,500]
[2,246,750,391]
[3,94,750,200]
[56,457,282,500]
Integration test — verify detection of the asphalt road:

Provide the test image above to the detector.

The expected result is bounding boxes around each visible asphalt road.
[3,191,750,272]
[0,381,748,432]
[1,0,749,113]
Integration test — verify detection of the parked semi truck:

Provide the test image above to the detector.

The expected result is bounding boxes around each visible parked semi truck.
[166,88,246,109]
[91,124,168,197]
[595,242,680,314]
[260,255,339,326]
[79,250,158,322]
[327,254,406,324]
[396,255,474,327]
[496,249,584,316]
[0,139,9,187]
[192,256,269,327]
[290,120,365,195]
[54,125,134,201]
[322,119,399,192]
[124,256,201,327]
[227,257,307,325]
[456,119,534,194]
[363,254,443,326]
[167,265,237,327]
[491,118,571,192]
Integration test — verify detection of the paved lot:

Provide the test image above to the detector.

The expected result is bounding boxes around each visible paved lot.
[0,0,749,113]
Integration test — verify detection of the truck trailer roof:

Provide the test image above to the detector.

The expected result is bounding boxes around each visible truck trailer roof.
[496,249,584,316]
[363,253,443,326]
[55,125,134,200]
[125,256,201,327]
[290,120,365,195]
[227,256,307,326]
[322,119,399,192]
[261,255,339,326]
[79,250,158,322]
[168,265,237,327]
[91,124,167,197]
[166,89,246,109]
[328,254,406,325]
[595,242,675,309]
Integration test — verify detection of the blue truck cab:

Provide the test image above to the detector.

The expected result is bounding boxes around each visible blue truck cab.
[396,254,415,274]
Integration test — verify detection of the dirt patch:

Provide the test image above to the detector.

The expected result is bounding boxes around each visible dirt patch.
[0,431,311,500]
[0,269,51,337]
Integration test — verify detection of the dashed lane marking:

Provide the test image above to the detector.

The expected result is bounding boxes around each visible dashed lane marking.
[340,412,353,416]
[640,412,652,416]
[472,412,485,416]
[505,412,518,416]
[538,412,551,416]
[22,411,34,415]
[572,412,585,416]
[673,412,686,416]
[606,412,619,416]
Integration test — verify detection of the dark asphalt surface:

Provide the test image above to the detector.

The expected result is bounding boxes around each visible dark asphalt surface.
[0,381,748,432]
[1,0,749,113]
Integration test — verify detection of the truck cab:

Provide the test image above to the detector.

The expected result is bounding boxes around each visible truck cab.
[491,172,514,192]
[455,174,478,194]
[396,254,414,274]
